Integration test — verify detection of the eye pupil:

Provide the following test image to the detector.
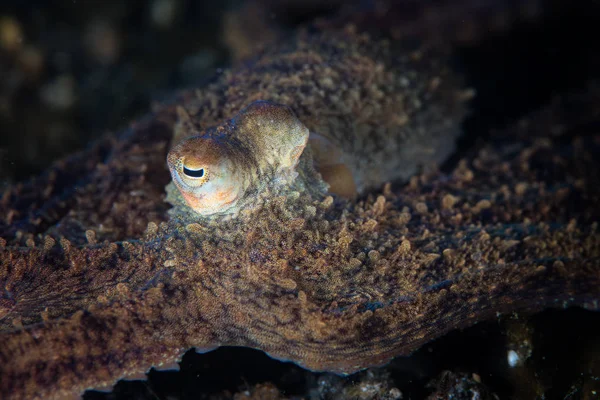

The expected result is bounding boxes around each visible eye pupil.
[183,166,205,178]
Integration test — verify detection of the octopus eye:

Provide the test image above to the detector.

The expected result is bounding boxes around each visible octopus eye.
[182,166,205,179]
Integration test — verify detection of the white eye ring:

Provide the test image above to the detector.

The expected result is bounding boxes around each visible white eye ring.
[182,166,205,179]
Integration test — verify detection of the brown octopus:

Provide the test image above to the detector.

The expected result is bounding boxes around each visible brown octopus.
[0,10,599,400]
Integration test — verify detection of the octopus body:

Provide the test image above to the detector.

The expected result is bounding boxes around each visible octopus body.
[0,7,598,400]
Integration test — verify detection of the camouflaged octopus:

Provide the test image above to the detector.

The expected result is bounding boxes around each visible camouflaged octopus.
[164,24,468,222]
[166,92,461,217]
[0,21,599,400]
[167,101,315,216]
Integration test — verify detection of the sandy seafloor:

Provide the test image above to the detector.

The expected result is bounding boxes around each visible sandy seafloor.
[1,0,600,399]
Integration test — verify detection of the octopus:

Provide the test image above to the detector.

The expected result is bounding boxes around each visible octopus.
[166,92,460,217]
[167,101,313,216]
[0,10,599,400]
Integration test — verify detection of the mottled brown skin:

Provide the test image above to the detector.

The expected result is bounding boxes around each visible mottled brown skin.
[169,101,364,216]
[165,23,470,218]
[0,23,599,400]
[169,26,468,195]
[167,101,309,216]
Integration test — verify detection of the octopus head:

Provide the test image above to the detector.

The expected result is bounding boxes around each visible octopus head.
[167,136,243,215]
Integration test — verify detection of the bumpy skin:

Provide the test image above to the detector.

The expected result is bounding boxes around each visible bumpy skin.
[165,25,469,219]
[0,18,599,400]
[169,26,467,196]
[167,101,309,216]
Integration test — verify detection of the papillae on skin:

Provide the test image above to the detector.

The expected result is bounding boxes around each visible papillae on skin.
[0,18,599,400]
[165,23,468,218]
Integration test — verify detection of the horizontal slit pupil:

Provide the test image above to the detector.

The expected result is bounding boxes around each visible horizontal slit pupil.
[183,166,204,178]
